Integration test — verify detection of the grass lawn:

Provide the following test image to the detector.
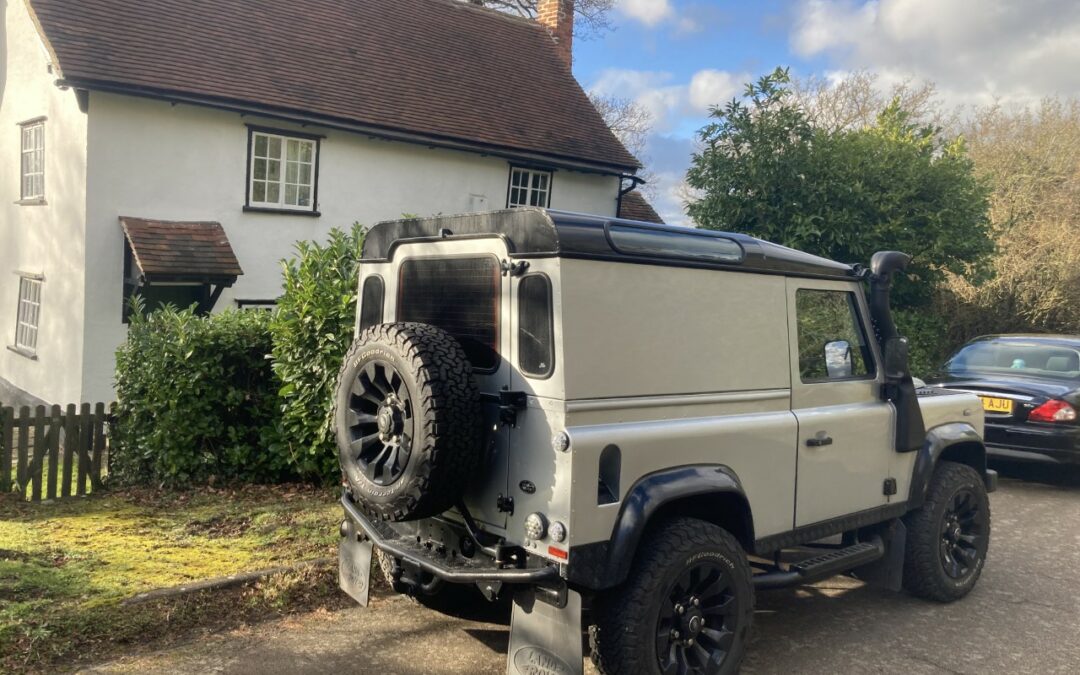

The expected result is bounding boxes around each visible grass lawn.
[0,484,349,673]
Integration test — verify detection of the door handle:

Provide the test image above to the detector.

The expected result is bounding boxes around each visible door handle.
[806,434,833,447]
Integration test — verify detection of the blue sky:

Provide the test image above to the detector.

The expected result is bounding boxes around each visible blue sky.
[570,0,1080,225]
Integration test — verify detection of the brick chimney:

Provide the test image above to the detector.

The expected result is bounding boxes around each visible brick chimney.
[537,0,574,68]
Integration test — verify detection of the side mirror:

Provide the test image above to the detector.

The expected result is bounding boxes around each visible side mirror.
[824,340,853,379]
[884,337,910,379]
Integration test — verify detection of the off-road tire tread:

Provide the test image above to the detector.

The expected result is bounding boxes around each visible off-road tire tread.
[902,461,990,602]
[590,518,754,675]
[335,322,481,521]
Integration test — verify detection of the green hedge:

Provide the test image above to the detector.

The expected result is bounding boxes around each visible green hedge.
[269,224,365,482]
[112,302,286,485]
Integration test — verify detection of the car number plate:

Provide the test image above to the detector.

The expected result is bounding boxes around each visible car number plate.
[980,396,1014,414]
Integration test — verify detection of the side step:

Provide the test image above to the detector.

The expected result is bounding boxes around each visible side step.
[753,538,885,590]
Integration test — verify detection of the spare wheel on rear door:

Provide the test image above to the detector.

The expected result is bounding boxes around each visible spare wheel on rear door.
[334,322,483,521]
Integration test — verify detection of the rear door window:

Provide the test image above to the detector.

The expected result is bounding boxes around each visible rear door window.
[518,274,554,378]
[398,256,501,371]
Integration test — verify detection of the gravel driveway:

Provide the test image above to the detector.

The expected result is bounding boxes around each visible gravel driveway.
[83,464,1080,675]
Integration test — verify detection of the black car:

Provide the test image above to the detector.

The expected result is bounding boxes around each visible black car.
[929,335,1080,464]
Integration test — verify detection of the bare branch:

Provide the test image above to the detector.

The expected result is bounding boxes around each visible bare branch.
[460,0,614,35]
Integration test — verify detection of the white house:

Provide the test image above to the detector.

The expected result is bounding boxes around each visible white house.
[1,0,659,407]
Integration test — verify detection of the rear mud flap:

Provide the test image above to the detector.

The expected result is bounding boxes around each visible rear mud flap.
[339,535,374,607]
[507,588,583,675]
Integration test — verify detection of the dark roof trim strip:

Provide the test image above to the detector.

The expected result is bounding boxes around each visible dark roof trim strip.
[58,78,638,176]
[362,208,857,281]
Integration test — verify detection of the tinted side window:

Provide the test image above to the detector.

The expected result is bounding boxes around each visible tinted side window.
[359,275,384,331]
[796,289,873,381]
[518,274,554,378]
[398,257,500,371]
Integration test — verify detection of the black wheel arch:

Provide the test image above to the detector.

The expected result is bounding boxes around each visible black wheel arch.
[908,422,996,508]
[566,465,754,591]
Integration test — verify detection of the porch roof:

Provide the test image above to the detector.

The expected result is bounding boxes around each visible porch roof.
[120,217,243,285]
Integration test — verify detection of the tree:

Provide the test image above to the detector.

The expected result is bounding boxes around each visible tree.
[686,67,992,310]
[790,70,949,133]
[941,98,1080,341]
[463,0,614,35]
[588,92,656,195]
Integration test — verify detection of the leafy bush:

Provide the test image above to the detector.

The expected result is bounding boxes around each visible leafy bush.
[269,225,365,482]
[112,302,285,485]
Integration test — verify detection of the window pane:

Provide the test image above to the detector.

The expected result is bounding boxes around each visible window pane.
[299,164,312,186]
[254,158,267,180]
[518,275,554,377]
[284,184,298,205]
[254,134,268,157]
[286,162,299,183]
[299,142,313,163]
[795,290,872,381]
[287,139,299,161]
[608,224,744,263]
[359,275,385,331]
[297,186,312,207]
[252,181,266,203]
[398,257,500,371]
[267,159,281,181]
[266,182,280,204]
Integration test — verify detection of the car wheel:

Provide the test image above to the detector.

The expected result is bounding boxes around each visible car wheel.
[590,518,754,675]
[333,322,483,521]
[902,461,991,602]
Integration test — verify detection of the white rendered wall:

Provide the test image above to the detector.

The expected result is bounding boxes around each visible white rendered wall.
[82,92,621,401]
[0,0,88,405]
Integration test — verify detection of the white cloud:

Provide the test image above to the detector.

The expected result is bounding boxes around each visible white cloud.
[617,0,675,27]
[791,0,1080,107]
[688,70,743,111]
[591,67,748,131]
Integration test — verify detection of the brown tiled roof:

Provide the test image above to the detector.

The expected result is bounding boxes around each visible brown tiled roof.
[28,0,639,173]
[120,217,243,282]
[618,191,665,224]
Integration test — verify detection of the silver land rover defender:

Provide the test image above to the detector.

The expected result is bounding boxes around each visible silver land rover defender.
[335,208,996,675]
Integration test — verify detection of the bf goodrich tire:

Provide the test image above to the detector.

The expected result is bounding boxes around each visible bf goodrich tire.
[902,461,991,602]
[590,518,754,675]
[334,322,482,521]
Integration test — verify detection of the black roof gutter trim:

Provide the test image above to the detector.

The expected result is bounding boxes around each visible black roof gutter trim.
[56,77,641,176]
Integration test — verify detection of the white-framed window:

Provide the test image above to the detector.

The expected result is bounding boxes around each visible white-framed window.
[247,129,319,212]
[507,167,552,208]
[14,275,43,355]
[20,120,45,201]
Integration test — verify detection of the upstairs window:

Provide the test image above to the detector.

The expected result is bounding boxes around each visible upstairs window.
[507,167,552,208]
[19,120,45,202]
[247,128,319,213]
[13,275,43,356]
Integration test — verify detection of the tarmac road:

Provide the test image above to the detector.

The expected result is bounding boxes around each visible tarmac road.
[84,463,1080,675]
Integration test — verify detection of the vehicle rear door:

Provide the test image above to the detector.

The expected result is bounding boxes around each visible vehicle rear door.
[388,237,513,530]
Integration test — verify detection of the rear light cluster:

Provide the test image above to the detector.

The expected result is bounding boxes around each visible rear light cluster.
[1028,400,1078,423]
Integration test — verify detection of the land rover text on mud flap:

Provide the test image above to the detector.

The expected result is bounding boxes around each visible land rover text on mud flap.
[335,208,997,675]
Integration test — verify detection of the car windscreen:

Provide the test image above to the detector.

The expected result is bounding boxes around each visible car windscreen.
[946,341,1080,382]
[397,256,500,371]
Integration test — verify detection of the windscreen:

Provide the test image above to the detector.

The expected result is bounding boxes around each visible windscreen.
[946,341,1080,382]
[398,256,500,371]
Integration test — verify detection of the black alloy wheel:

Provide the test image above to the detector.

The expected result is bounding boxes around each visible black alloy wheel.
[902,461,991,602]
[333,323,483,522]
[345,361,414,486]
[656,561,740,675]
[590,518,753,675]
[939,488,986,580]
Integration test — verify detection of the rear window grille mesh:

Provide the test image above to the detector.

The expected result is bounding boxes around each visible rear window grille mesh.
[398,257,500,370]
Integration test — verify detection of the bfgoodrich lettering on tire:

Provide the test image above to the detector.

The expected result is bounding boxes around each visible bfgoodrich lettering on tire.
[334,322,482,521]
[902,461,991,602]
[590,518,754,675]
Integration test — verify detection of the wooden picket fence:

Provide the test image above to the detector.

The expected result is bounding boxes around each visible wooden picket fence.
[1,403,112,501]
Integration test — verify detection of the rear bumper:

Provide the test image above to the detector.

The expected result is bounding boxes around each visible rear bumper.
[340,494,560,585]
[985,422,1080,464]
